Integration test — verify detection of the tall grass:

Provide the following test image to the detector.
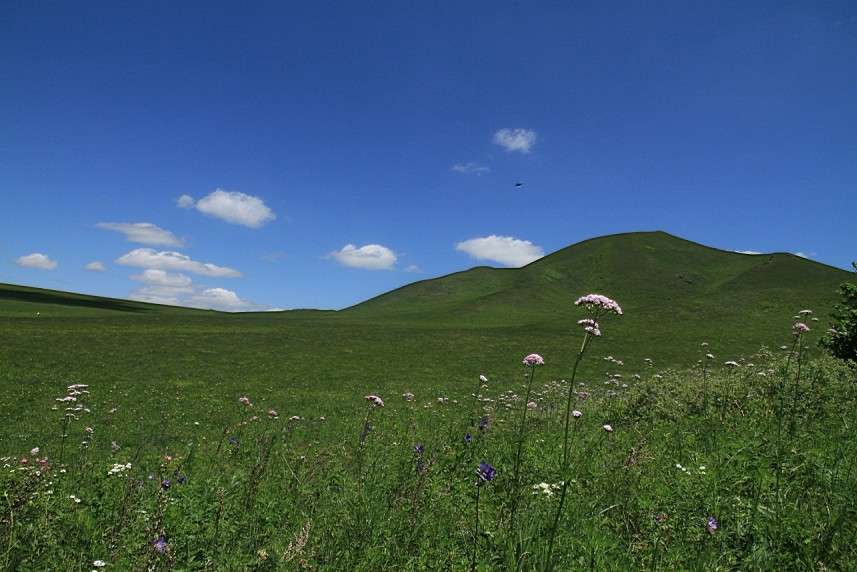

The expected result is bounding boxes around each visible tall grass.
[2,314,856,570]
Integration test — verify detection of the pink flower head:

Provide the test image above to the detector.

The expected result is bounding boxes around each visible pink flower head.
[792,322,810,333]
[402,392,415,401]
[238,396,252,406]
[575,294,623,316]
[523,354,545,367]
[572,410,582,418]
[827,328,838,334]
[30,447,39,456]
[365,395,384,407]
[585,326,601,336]
[706,353,715,360]
[526,401,538,409]
[799,309,813,315]
[479,375,488,383]
[724,361,740,367]
[267,410,278,418]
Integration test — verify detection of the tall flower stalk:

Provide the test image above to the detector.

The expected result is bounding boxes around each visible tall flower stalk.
[546,294,622,570]
[509,354,544,526]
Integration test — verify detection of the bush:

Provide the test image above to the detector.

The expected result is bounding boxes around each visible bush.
[821,263,857,362]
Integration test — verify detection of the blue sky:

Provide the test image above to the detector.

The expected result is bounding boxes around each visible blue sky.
[2,1,856,311]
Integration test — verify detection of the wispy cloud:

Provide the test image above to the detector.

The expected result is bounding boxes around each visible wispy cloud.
[95,222,184,247]
[452,162,491,176]
[329,244,397,270]
[493,128,537,153]
[179,189,276,228]
[85,261,107,271]
[455,235,544,267]
[15,253,58,270]
[735,250,762,255]
[116,248,242,277]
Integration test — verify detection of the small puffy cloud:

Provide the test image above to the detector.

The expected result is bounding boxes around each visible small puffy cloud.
[185,189,276,228]
[794,251,815,259]
[493,128,537,153]
[455,235,544,267]
[15,253,58,270]
[85,261,107,271]
[116,248,242,277]
[95,222,184,247]
[329,244,397,270]
[452,162,491,176]
[735,250,762,255]
[184,288,256,310]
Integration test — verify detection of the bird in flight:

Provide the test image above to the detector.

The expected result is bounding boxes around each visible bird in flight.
[514,181,523,187]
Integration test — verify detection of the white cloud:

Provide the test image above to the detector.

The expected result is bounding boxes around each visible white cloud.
[735,250,762,255]
[131,269,193,288]
[95,222,184,247]
[404,265,422,273]
[455,235,544,267]
[15,253,58,270]
[184,288,256,310]
[188,189,276,228]
[329,244,397,270]
[116,248,242,277]
[794,251,815,259]
[493,128,537,153]
[85,261,107,271]
[452,162,491,176]
[127,272,267,312]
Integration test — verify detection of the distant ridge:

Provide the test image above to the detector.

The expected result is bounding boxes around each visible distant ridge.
[2,231,852,364]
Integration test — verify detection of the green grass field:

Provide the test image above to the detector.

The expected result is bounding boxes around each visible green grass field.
[1,232,855,570]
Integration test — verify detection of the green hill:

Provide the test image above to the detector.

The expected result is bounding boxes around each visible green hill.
[343,231,852,364]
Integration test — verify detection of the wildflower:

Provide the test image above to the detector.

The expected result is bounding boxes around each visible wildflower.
[153,535,168,553]
[478,416,489,431]
[575,294,623,315]
[724,361,740,367]
[93,560,107,568]
[827,328,838,334]
[110,441,120,452]
[413,444,424,454]
[365,395,384,407]
[793,322,811,333]
[527,402,538,409]
[267,410,278,418]
[56,396,77,403]
[603,424,613,432]
[289,415,301,421]
[464,433,473,443]
[654,512,668,524]
[479,375,488,383]
[523,354,545,366]
[799,309,813,315]
[238,396,251,405]
[706,353,714,360]
[69,495,81,503]
[30,447,39,456]
[572,410,582,418]
[401,392,415,401]
[706,516,718,533]
[475,462,495,485]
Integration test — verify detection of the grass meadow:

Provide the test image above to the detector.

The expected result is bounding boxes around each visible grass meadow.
[1,301,856,570]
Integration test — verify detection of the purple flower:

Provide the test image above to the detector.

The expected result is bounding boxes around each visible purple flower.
[153,535,168,553]
[413,444,424,454]
[464,433,473,443]
[706,516,718,533]
[475,462,495,485]
[523,354,545,367]
[478,417,489,431]
[161,479,170,490]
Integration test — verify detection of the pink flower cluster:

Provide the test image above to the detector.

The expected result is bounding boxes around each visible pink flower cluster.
[523,354,545,366]
[365,395,384,407]
[793,322,811,333]
[575,294,622,315]
[238,396,252,406]
[577,319,601,336]
[401,392,415,401]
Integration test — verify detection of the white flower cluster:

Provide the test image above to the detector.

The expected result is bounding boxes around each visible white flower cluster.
[108,462,132,476]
